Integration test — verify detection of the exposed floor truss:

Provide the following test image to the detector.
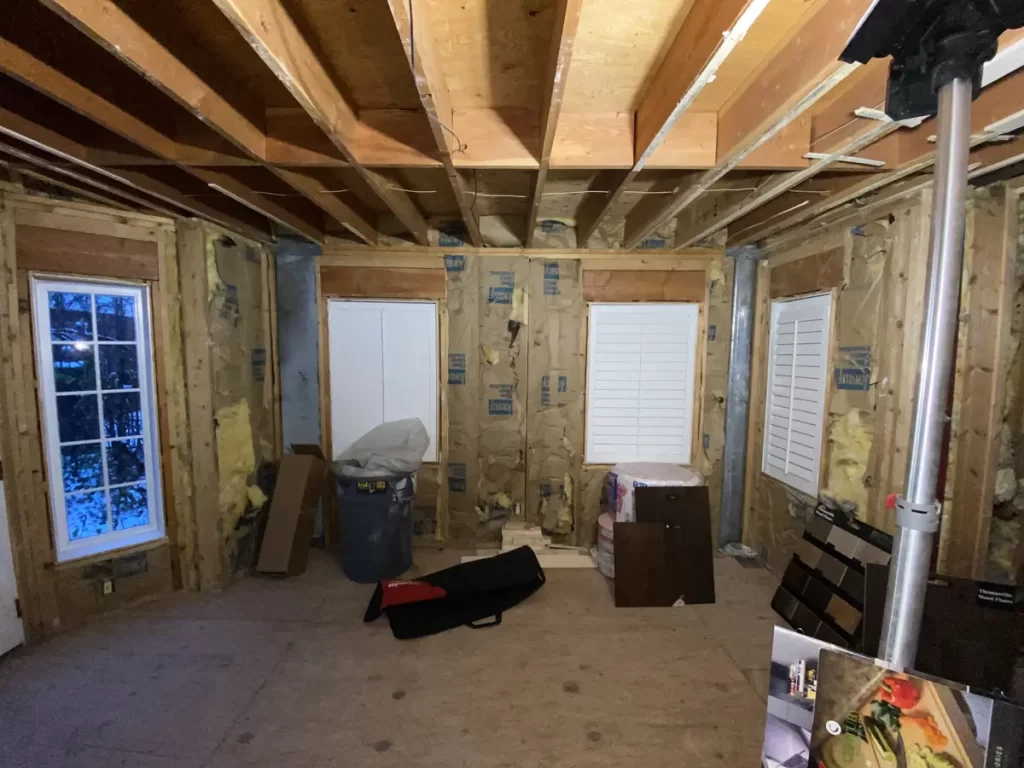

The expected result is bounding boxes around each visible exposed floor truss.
[1,0,1022,248]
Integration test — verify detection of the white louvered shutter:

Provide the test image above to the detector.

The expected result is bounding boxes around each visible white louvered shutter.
[762,292,832,496]
[586,303,699,464]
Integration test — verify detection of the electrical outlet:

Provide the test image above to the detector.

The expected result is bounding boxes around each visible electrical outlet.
[102,580,113,596]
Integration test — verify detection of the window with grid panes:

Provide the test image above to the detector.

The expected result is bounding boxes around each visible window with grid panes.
[32,278,164,562]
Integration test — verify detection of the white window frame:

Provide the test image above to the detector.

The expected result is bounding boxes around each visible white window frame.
[761,291,833,497]
[326,299,440,462]
[32,276,165,562]
[585,302,700,465]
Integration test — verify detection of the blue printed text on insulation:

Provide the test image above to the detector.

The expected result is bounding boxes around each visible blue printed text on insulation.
[834,346,872,391]
[444,254,465,272]
[448,463,467,493]
[540,374,568,406]
[488,383,514,415]
[543,262,560,295]
[448,353,466,385]
[438,231,466,247]
[487,271,515,304]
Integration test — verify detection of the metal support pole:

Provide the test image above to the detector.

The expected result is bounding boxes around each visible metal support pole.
[719,245,762,548]
[879,76,973,670]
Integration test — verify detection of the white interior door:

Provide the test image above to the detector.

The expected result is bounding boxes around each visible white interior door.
[0,480,25,655]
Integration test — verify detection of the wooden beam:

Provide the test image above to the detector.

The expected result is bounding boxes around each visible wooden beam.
[675,117,905,248]
[35,0,370,242]
[0,107,272,242]
[525,0,583,247]
[271,168,376,245]
[212,0,429,245]
[385,0,481,246]
[622,0,874,249]
[37,0,264,154]
[736,69,1024,244]
[576,0,773,245]
[945,188,1016,578]
[636,0,771,166]
[0,36,293,241]
[189,168,324,243]
[761,139,1024,253]
[0,140,177,216]
[0,158,133,210]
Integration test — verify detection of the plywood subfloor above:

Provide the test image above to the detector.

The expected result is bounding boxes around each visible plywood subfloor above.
[561,0,696,112]
[281,0,422,110]
[424,0,555,109]
[690,0,830,113]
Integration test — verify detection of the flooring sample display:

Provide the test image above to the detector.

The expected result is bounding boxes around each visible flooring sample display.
[770,504,892,649]
[862,566,1024,703]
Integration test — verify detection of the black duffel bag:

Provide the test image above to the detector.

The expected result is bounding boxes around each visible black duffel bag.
[363,546,546,639]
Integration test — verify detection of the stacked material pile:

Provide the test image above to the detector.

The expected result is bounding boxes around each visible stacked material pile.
[461,521,595,568]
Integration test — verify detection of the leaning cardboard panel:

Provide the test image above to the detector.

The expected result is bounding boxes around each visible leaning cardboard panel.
[257,445,325,576]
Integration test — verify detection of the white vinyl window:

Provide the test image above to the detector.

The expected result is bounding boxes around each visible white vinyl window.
[327,300,439,461]
[585,303,699,464]
[32,278,165,562]
[762,292,833,496]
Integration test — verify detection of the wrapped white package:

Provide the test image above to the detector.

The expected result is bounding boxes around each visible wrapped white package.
[606,462,704,522]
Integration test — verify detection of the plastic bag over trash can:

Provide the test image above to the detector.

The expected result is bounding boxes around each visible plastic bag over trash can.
[333,418,430,478]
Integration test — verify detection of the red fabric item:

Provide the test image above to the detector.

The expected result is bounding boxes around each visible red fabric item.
[380,579,447,609]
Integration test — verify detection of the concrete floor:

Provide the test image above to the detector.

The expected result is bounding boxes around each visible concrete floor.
[0,550,783,768]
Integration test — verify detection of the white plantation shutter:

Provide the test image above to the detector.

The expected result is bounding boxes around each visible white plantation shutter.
[762,293,832,496]
[586,303,699,464]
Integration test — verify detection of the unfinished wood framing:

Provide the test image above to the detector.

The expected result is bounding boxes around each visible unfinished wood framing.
[211,0,429,245]
[385,0,482,246]
[0,190,196,639]
[320,265,447,300]
[621,0,875,249]
[525,0,583,247]
[944,188,1017,578]
[582,269,706,302]
[576,0,772,245]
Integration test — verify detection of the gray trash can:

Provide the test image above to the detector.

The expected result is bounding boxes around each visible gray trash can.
[336,473,415,583]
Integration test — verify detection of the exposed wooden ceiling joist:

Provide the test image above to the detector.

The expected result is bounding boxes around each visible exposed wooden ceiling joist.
[211,0,430,245]
[35,0,381,244]
[0,106,273,241]
[0,32,302,241]
[575,0,772,246]
[762,136,1024,252]
[673,65,910,247]
[0,158,135,211]
[622,0,875,250]
[526,0,583,247]
[386,0,482,246]
[188,167,323,239]
[0,141,169,214]
[731,65,1024,245]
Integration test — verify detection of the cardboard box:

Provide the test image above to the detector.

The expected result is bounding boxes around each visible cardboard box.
[257,445,326,576]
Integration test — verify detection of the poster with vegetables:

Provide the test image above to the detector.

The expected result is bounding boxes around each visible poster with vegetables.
[809,649,1024,768]
[762,627,839,768]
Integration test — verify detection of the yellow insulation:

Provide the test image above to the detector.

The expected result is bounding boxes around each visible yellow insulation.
[826,409,873,515]
[215,399,257,536]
